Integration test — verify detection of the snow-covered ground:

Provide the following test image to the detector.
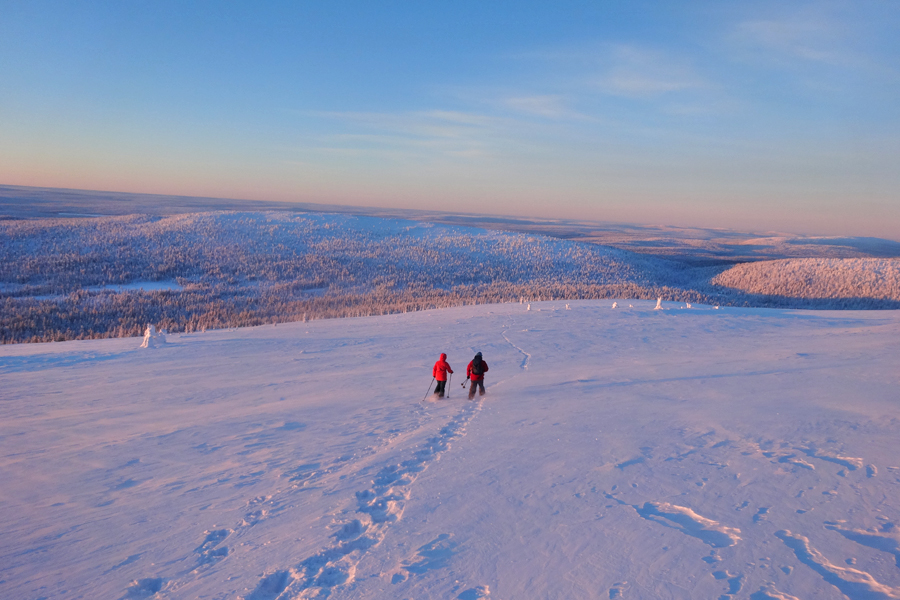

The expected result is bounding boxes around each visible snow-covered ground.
[2,300,900,600]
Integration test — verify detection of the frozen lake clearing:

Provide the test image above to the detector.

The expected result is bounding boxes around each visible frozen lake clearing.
[2,300,900,600]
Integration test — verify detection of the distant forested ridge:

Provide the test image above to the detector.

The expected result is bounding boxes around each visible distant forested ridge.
[712,258,900,303]
[2,212,899,343]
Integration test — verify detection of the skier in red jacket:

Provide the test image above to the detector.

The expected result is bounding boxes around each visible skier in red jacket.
[466,352,489,399]
[432,353,454,398]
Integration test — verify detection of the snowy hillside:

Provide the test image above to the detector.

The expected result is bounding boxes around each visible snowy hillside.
[7,210,900,345]
[713,258,900,307]
[2,300,900,599]
[0,212,711,343]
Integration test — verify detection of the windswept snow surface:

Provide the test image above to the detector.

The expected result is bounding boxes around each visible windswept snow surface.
[2,300,900,600]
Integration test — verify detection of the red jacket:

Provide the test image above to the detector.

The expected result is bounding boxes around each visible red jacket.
[433,354,453,381]
[467,358,488,381]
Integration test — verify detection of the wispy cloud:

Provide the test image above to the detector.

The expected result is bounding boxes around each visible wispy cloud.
[723,7,900,98]
[499,94,598,121]
[292,40,727,167]
[294,109,508,163]
[502,95,567,118]
[595,45,708,98]
[733,17,845,65]
[307,109,498,133]
[509,42,710,100]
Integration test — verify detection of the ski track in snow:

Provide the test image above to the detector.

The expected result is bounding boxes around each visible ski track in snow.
[155,402,444,597]
[500,326,531,371]
[242,399,484,599]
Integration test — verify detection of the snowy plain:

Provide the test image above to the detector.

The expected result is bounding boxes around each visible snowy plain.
[6,184,900,263]
[2,300,900,600]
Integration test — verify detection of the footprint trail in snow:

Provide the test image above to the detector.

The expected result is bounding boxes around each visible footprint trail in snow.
[243,399,484,599]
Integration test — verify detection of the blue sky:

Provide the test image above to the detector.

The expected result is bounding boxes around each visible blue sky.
[2,1,899,237]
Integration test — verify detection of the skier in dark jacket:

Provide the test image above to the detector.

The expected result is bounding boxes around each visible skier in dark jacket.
[432,353,453,398]
[466,352,489,399]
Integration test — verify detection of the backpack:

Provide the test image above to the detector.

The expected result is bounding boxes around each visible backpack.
[471,357,484,376]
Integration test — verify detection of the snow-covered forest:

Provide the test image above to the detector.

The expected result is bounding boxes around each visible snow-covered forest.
[713,258,900,304]
[2,211,900,343]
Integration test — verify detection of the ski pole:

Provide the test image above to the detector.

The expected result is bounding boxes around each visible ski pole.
[423,377,435,401]
[447,373,451,398]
